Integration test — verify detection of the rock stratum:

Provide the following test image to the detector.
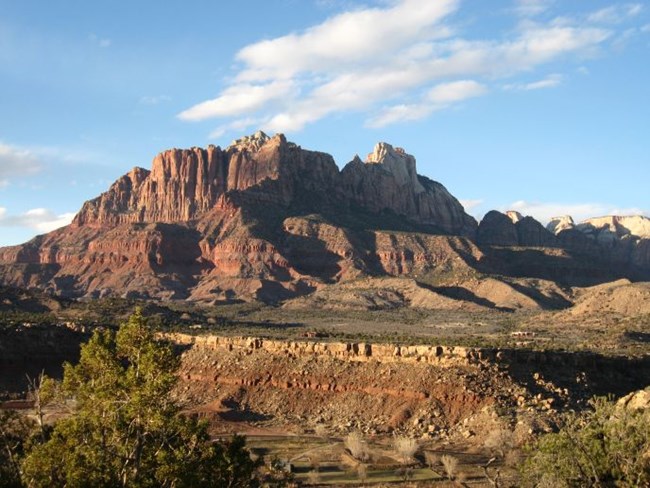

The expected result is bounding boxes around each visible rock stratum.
[0,131,648,302]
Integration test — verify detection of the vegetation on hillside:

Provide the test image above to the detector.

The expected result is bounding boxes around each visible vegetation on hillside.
[1,310,261,488]
[521,396,650,487]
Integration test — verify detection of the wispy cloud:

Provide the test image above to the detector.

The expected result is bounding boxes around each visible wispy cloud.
[178,0,636,135]
[179,81,294,121]
[0,143,42,186]
[503,200,648,224]
[514,0,556,17]
[367,80,487,127]
[504,73,563,91]
[0,207,75,233]
[460,199,484,212]
[587,3,643,24]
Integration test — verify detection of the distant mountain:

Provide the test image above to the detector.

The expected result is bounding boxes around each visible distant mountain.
[0,132,647,302]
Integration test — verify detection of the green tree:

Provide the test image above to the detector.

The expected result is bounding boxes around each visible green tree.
[0,410,33,488]
[520,396,650,487]
[21,309,260,488]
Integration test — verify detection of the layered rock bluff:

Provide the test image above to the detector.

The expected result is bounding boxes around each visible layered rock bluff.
[72,133,474,235]
[0,132,479,301]
[341,143,476,236]
[545,214,650,272]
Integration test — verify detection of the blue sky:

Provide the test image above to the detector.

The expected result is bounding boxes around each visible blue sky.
[1,0,649,246]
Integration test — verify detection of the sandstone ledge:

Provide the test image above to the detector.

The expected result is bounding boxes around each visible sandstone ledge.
[163,333,641,370]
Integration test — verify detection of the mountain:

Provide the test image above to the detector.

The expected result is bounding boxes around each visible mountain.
[0,132,648,303]
[0,132,478,301]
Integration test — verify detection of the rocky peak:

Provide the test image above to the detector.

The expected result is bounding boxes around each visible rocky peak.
[365,142,425,193]
[229,130,272,152]
[476,211,518,246]
[477,211,557,247]
[506,211,523,224]
[547,216,575,235]
[578,215,650,240]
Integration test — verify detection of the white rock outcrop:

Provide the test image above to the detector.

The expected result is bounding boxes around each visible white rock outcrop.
[366,142,425,193]
[547,215,575,235]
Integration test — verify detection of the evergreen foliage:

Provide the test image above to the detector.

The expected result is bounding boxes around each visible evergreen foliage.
[521,396,650,487]
[18,309,260,487]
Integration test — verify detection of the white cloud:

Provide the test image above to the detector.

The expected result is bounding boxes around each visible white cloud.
[209,117,261,139]
[588,3,643,24]
[235,0,458,81]
[642,23,650,33]
[366,104,436,128]
[367,80,487,127]
[460,199,484,212]
[0,207,75,233]
[179,81,294,121]
[504,73,562,91]
[428,80,487,103]
[0,143,42,184]
[503,200,647,224]
[514,0,555,17]
[178,0,625,134]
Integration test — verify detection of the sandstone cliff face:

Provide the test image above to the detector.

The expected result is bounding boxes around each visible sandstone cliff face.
[0,133,482,301]
[340,143,477,236]
[544,214,650,271]
[515,217,558,248]
[1,131,648,301]
[476,211,519,246]
[74,133,341,226]
[477,211,558,248]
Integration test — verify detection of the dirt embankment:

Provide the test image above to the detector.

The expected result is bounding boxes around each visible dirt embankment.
[170,333,650,438]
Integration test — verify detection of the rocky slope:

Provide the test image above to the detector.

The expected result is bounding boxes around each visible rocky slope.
[172,333,650,439]
[0,132,478,301]
[546,214,650,273]
[0,131,648,302]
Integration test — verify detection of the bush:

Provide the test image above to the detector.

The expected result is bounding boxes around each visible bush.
[393,435,418,465]
[441,454,458,481]
[520,396,650,487]
[344,432,370,462]
[20,309,261,488]
[0,410,33,488]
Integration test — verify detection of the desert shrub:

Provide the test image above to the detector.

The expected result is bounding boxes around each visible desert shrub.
[344,432,370,462]
[441,454,459,481]
[520,396,650,487]
[484,427,515,459]
[393,435,419,464]
[424,450,440,470]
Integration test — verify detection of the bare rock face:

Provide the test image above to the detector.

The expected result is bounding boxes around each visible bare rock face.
[340,143,477,236]
[476,211,519,246]
[74,133,341,227]
[506,211,523,224]
[477,211,557,248]
[0,132,480,301]
[515,217,558,248]
[547,215,575,235]
[544,214,650,270]
[579,215,650,239]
